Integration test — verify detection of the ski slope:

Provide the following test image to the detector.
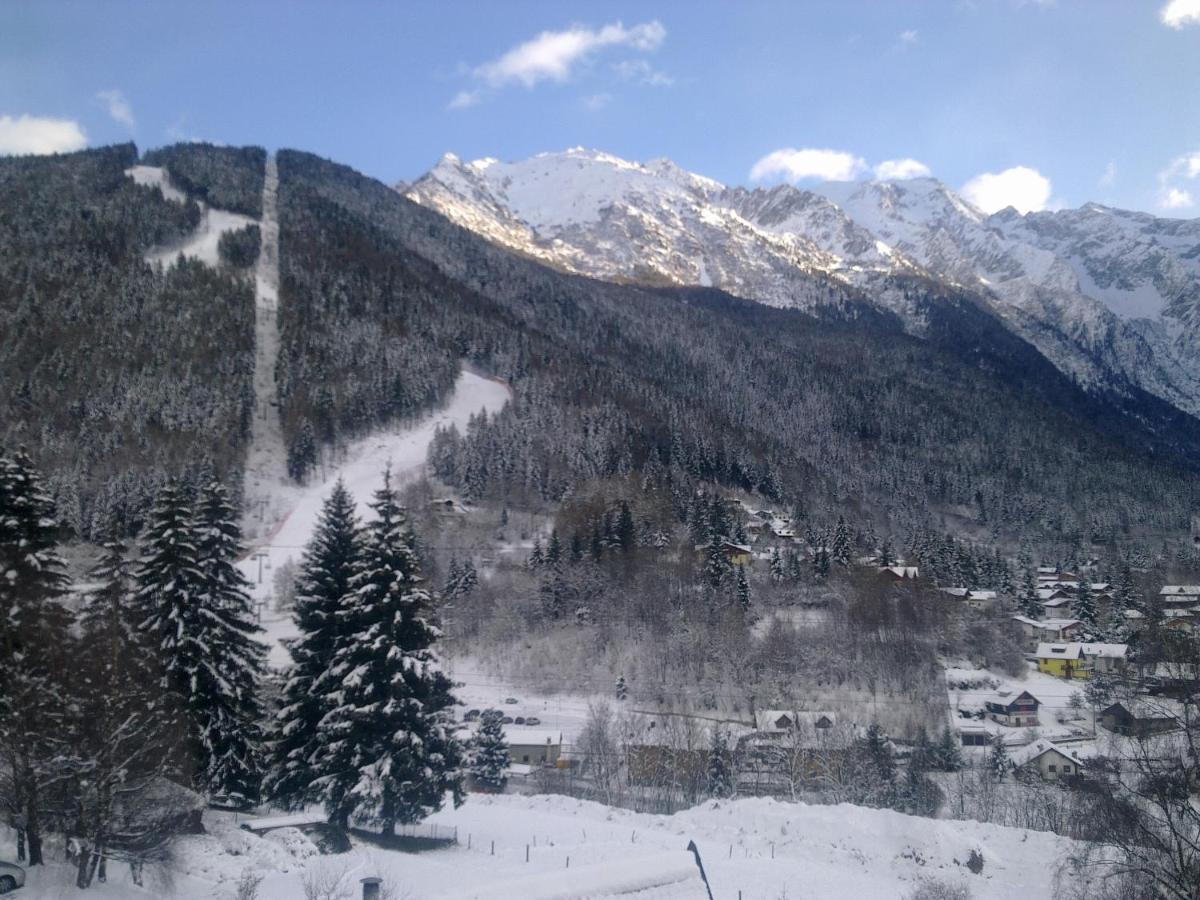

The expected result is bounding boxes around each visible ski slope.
[241,370,511,669]
[3,794,1091,899]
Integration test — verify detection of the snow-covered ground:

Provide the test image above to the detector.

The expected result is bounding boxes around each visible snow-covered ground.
[946,662,1094,745]
[243,371,511,669]
[240,155,288,554]
[4,794,1090,899]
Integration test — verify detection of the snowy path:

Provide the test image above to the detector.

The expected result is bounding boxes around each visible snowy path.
[128,164,257,269]
[241,154,288,546]
[241,370,511,668]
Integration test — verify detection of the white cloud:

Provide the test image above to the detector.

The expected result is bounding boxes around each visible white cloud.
[476,21,665,88]
[898,29,919,45]
[960,165,1052,214]
[1099,161,1117,188]
[96,89,134,128]
[447,90,481,110]
[612,59,674,86]
[873,158,931,180]
[1161,0,1200,29]
[1163,188,1195,209]
[1157,151,1200,210]
[0,114,87,156]
[750,147,868,183]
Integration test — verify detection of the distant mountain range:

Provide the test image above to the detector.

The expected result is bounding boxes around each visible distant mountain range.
[406,148,1200,416]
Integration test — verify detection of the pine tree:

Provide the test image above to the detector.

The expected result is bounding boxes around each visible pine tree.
[616,501,636,553]
[312,471,464,833]
[527,537,544,570]
[469,709,510,792]
[135,480,264,796]
[935,726,963,772]
[456,559,478,597]
[0,449,74,866]
[831,516,852,568]
[769,548,784,582]
[1018,569,1041,619]
[879,537,896,567]
[704,529,732,586]
[546,530,563,568]
[707,727,733,798]
[989,739,1010,782]
[1074,579,1098,637]
[615,674,628,702]
[265,480,361,808]
[811,546,831,579]
[735,565,751,611]
[443,556,461,597]
[193,480,267,798]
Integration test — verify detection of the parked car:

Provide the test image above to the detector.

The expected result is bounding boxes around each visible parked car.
[504,697,519,705]
[0,860,25,894]
[524,716,541,726]
[514,716,526,725]
[209,792,254,812]
[464,709,482,722]
[501,716,514,725]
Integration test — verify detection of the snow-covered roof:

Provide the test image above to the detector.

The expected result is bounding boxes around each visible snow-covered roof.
[1161,585,1200,596]
[1079,643,1128,659]
[755,710,837,732]
[1036,642,1081,660]
[501,727,563,746]
[1010,739,1084,769]
[879,566,919,578]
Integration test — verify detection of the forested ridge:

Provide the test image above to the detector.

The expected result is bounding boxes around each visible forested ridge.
[0,143,260,539]
[2,142,1199,548]
[277,150,1200,547]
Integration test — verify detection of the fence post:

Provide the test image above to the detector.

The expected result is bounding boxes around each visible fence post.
[566,856,570,869]
[526,844,530,862]
[771,842,775,859]
[467,834,471,850]
[490,840,494,856]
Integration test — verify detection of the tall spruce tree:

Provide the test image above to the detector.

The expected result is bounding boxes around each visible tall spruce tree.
[135,479,265,797]
[469,710,510,792]
[193,479,267,798]
[266,480,362,807]
[312,471,464,833]
[0,449,74,866]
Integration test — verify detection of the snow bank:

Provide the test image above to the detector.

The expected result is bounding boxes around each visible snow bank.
[440,851,704,900]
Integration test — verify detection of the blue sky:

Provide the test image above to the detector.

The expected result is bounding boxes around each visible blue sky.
[3,0,1199,214]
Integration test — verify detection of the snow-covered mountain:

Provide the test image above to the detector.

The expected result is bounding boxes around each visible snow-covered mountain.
[404,149,1200,415]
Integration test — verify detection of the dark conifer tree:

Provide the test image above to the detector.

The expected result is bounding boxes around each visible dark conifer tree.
[312,471,464,833]
[0,449,74,866]
[265,480,361,807]
[707,727,733,798]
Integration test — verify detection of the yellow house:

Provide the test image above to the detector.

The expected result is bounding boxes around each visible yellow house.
[1036,642,1128,680]
[721,541,753,567]
[1036,642,1085,678]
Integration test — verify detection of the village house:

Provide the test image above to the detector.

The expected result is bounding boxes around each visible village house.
[1100,700,1181,737]
[1010,739,1085,781]
[503,727,563,767]
[878,566,920,581]
[1011,615,1082,652]
[1040,595,1074,617]
[1036,642,1128,679]
[754,710,838,735]
[1160,585,1200,605]
[984,690,1040,727]
[941,588,998,610]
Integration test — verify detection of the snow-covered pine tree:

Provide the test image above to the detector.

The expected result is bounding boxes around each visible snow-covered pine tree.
[266,479,362,808]
[527,537,544,570]
[469,709,510,792]
[193,480,267,798]
[935,725,963,772]
[1073,579,1098,637]
[769,548,784,582]
[443,556,461,596]
[831,516,851,567]
[707,727,733,799]
[989,739,1010,782]
[0,449,74,866]
[1018,569,1041,619]
[312,470,464,833]
[704,529,731,586]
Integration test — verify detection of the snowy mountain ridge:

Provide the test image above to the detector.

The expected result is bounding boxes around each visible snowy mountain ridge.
[405,148,1200,415]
